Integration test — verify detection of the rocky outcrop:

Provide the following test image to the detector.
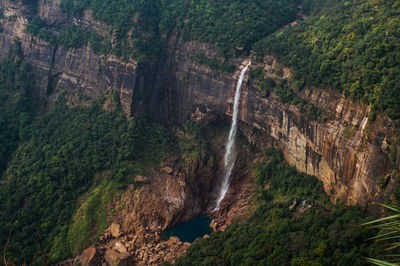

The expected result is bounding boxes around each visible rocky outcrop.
[83,153,217,265]
[245,85,393,207]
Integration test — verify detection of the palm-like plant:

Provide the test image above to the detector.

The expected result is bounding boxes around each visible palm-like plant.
[363,204,400,266]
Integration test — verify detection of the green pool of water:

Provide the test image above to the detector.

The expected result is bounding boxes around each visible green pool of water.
[162,215,212,243]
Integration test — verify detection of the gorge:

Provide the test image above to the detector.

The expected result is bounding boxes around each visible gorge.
[0,0,399,265]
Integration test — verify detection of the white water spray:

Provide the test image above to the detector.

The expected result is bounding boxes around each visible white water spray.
[213,61,251,212]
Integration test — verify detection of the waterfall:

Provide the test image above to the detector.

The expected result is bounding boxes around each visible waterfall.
[213,61,251,212]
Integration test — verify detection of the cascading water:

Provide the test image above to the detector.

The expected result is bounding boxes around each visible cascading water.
[213,61,251,212]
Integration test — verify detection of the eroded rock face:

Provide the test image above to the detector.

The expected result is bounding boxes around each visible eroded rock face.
[86,155,216,265]
[164,35,395,208]
[0,0,149,117]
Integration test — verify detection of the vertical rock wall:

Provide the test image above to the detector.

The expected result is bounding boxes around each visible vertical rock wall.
[0,0,397,208]
[164,35,396,208]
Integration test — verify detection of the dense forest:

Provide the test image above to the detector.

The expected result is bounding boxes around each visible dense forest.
[0,41,34,175]
[0,47,175,263]
[25,0,300,61]
[174,150,384,265]
[24,0,400,120]
[254,0,400,120]
[160,0,299,56]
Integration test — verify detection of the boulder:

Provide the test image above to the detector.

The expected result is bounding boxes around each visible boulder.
[135,175,150,183]
[114,241,127,253]
[108,223,121,238]
[78,246,96,266]
[104,249,131,266]
[162,167,173,174]
[168,236,180,244]
[210,219,217,231]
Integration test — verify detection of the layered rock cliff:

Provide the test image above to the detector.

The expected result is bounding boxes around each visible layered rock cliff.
[163,33,397,209]
[1,0,397,225]
[0,0,158,117]
[2,1,399,264]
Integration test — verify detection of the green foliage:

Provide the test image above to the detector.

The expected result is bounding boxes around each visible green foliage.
[58,25,88,49]
[250,67,328,122]
[55,0,299,60]
[169,0,299,56]
[62,179,116,258]
[363,204,400,265]
[190,52,236,73]
[26,16,57,44]
[0,103,175,264]
[175,150,383,265]
[14,0,38,13]
[26,19,111,53]
[255,0,400,120]
[0,46,34,174]
[59,0,162,61]
[180,120,208,162]
[253,150,325,201]
[275,80,328,122]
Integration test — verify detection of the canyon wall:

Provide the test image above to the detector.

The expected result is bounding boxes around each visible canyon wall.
[164,34,396,208]
[0,0,154,117]
[0,0,397,209]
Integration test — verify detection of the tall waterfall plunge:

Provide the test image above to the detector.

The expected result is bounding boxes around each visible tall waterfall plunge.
[213,61,251,212]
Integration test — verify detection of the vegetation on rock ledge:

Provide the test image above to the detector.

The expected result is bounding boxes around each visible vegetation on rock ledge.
[254,0,400,121]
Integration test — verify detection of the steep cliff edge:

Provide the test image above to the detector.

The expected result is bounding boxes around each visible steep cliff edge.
[164,33,397,209]
[0,0,160,117]
[1,0,397,209]
[1,0,399,264]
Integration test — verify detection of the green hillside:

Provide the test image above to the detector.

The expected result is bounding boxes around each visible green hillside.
[255,0,400,120]
[0,92,174,263]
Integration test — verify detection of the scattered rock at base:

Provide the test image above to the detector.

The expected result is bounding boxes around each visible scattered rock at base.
[109,223,121,238]
[105,249,131,266]
[78,246,96,266]
[114,241,127,254]
[210,219,217,231]
[135,175,150,183]
[168,236,181,244]
[220,225,228,231]
[162,166,173,174]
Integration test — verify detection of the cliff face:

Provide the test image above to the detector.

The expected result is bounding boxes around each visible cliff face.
[0,0,150,117]
[164,34,396,208]
[0,0,396,209]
